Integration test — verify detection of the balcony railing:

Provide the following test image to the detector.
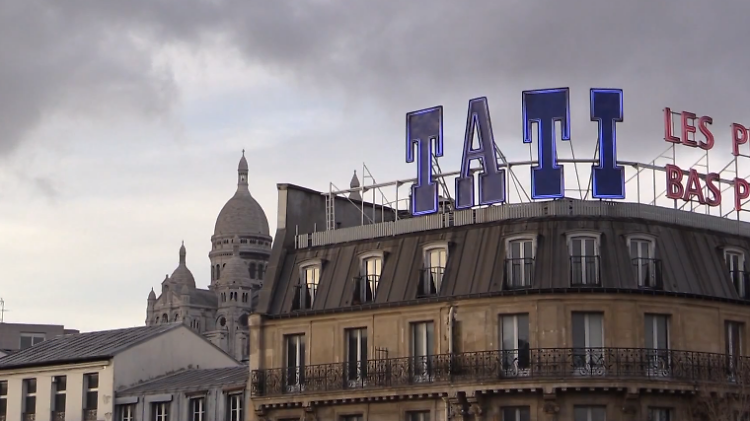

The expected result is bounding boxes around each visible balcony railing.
[730,270,750,299]
[22,414,35,421]
[82,410,97,421]
[570,255,600,286]
[417,267,444,297]
[352,274,380,305]
[504,258,534,289]
[52,411,65,421]
[251,347,750,397]
[632,258,663,289]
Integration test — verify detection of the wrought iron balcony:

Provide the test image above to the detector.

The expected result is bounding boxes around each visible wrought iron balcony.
[417,267,444,298]
[730,270,750,299]
[291,283,318,311]
[570,255,600,286]
[504,258,535,289]
[82,410,97,421]
[632,258,663,290]
[22,414,35,421]
[352,274,380,305]
[52,412,65,421]
[250,347,750,397]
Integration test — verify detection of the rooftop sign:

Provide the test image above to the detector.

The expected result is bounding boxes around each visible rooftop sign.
[405,88,750,217]
[405,88,626,216]
[664,109,750,211]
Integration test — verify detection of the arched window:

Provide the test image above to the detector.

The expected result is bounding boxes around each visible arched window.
[161,314,168,323]
[566,231,602,286]
[239,314,249,327]
[249,263,256,279]
[216,264,221,280]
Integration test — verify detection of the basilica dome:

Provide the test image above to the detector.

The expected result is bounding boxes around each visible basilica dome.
[213,153,270,237]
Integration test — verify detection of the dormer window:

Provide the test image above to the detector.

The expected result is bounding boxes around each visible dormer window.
[504,236,535,289]
[292,262,321,310]
[725,248,748,299]
[568,233,600,286]
[419,245,447,297]
[353,253,382,304]
[627,236,662,289]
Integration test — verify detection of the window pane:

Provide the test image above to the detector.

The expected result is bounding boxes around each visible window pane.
[517,314,529,345]
[589,314,603,347]
[656,316,668,349]
[572,313,586,348]
[573,407,588,421]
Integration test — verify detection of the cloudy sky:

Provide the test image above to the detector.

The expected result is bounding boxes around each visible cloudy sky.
[2,0,750,332]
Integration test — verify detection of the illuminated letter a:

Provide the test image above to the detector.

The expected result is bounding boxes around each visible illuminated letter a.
[406,106,443,216]
[455,97,506,209]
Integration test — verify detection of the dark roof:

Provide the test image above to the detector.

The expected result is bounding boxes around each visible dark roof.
[257,186,750,317]
[118,367,248,396]
[0,323,182,370]
[190,289,218,308]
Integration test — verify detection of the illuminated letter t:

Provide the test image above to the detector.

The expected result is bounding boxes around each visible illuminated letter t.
[522,88,570,199]
[406,106,443,216]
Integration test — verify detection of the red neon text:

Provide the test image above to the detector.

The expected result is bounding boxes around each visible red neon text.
[665,164,721,206]
[663,108,714,150]
[735,177,750,211]
[732,123,749,156]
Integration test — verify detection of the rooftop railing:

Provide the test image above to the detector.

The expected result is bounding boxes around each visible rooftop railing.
[251,347,750,397]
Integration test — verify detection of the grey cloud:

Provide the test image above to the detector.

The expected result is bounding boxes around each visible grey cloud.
[4,0,750,157]
[0,1,180,156]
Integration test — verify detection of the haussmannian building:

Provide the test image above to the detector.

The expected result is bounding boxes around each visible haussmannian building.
[246,183,750,421]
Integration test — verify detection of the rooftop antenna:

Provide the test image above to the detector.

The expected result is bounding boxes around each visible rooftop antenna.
[0,298,8,323]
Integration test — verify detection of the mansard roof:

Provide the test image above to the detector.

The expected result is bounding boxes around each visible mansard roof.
[255,184,750,318]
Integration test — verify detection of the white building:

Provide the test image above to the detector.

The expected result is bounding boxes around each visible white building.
[115,367,247,421]
[146,152,272,361]
[0,323,239,421]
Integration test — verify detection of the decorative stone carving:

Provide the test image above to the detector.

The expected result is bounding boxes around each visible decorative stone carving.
[543,401,560,414]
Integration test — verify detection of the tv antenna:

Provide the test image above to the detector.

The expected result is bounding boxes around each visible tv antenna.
[0,298,7,323]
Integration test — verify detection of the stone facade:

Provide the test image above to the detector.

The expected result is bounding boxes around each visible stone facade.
[248,292,749,421]
[145,152,272,361]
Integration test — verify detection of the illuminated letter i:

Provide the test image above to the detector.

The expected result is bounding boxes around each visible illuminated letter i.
[406,106,443,216]
[590,89,625,199]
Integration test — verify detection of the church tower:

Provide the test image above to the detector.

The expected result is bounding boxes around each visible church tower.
[209,151,272,291]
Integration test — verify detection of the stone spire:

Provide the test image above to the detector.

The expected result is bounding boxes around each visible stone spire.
[237,150,249,190]
[349,170,362,201]
[179,240,186,264]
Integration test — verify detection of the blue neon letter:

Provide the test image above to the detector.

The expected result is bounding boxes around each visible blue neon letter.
[522,88,570,199]
[590,89,625,199]
[455,97,506,209]
[406,106,443,216]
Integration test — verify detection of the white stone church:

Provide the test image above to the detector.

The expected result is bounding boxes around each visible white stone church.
[145,152,272,361]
